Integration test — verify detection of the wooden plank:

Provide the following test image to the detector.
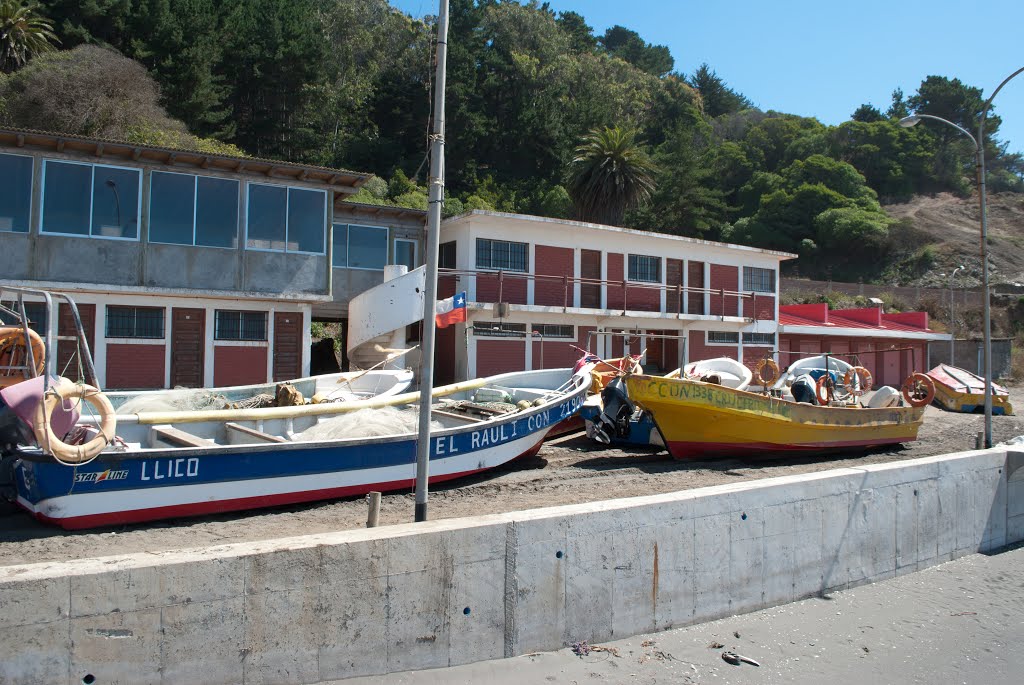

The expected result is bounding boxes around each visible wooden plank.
[151,425,214,448]
[225,421,287,443]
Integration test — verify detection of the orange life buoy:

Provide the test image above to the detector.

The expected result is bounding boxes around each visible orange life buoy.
[901,373,935,408]
[0,326,45,387]
[815,374,834,405]
[32,380,116,465]
[843,366,873,397]
[754,358,780,386]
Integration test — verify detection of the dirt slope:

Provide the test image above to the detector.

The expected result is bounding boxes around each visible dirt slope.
[884,191,1024,286]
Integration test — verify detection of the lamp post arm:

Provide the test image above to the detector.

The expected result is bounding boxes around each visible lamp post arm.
[906,114,979,148]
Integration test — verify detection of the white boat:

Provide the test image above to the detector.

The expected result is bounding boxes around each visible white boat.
[8,366,590,529]
[678,356,752,390]
[773,354,854,391]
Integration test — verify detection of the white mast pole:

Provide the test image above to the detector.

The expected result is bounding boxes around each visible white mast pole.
[414,0,450,522]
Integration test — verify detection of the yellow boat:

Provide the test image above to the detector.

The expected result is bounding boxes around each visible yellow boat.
[926,364,1014,416]
[624,374,925,459]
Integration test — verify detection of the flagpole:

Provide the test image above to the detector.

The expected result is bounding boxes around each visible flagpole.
[413,0,449,523]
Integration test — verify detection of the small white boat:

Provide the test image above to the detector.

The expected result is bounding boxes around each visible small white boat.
[679,357,752,390]
[773,355,854,391]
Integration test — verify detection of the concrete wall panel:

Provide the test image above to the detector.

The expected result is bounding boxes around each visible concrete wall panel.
[0,449,1020,684]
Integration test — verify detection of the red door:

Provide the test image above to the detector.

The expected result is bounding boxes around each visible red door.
[687,261,704,314]
[580,249,601,308]
[58,303,95,381]
[666,259,683,314]
[273,311,303,381]
[170,308,205,388]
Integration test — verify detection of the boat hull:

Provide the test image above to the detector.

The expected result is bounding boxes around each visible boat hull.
[926,365,1013,415]
[626,374,924,459]
[13,375,588,529]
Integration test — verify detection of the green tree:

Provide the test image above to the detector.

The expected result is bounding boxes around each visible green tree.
[555,10,595,53]
[597,25,673,76]
[1,0,59,73]
[688,63,751,118]
[567,125,657,226]
[851,103,884,123]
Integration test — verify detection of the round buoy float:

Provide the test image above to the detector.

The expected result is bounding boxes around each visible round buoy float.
[754,358,780,386]
[843,366,873,397]
[0,327,45,387]
[900,373,935,408]
[815,374,834,405]
[32,379,116,465]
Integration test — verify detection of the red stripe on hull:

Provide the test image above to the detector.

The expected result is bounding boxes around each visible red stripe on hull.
[25,467,489,530]
[667,436,916,459]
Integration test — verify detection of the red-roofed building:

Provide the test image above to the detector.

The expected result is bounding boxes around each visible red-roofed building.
[778,303,950,387]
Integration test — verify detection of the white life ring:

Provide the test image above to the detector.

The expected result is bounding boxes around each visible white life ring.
[32,380,116,465]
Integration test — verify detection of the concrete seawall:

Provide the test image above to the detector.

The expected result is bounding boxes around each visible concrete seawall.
[2,448,1023,684]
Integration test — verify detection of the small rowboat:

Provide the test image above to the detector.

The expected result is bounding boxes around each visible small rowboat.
[925,364,1014,415]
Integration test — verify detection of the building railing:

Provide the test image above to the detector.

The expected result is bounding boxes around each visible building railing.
[438,268,775,320]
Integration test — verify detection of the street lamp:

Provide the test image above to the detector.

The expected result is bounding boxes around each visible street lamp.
[898,65,1023,448]
[949,265,964,365]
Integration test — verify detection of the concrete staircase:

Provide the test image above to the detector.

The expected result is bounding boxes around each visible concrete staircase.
[346,265,426,373]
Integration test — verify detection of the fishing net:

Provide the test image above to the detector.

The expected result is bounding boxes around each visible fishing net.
[291,406,444,442]
[117,388,231,414]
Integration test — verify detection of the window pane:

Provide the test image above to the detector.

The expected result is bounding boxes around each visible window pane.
[439,241,457,269]
[332,224,348,267]
[0,154,32,233]
[287,188,325,253]
[348,224,387,269]
[214,310,240,339]
[215,310,267,340]
[395,240,416,269]
[241,312,267,340]
[628,254,660,283]
[106,306,164,338]
[196,176,238,248]
[149,171,196,245]
[93,166,140,239]
[42,161,91,235]
[247,184,287,250]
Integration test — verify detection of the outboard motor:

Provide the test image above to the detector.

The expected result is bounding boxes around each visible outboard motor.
[0,376,79,455]
[790,373,818,405]
[592,376,635,444]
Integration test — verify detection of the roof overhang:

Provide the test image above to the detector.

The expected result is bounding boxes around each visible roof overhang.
[780,324,950,342]
[0,128,370,193]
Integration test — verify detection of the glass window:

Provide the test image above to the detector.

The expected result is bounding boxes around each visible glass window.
[742,332,776,345]
[246,184,287,250]
[42,160,140,239]
[287,188,325,253]
[0,153,33,233]
[395,239,417,270]
[42,161,92,236]
[0,300,46,333]
[628,254,661,283]
[332,223,348,267]
[106,306,164,338]
[196,176,239,248]
[476,238,527,272]
[439,241,457,269]
[707,331,739,344]
[215,310,267,341]
[531,324,574,339]
[93,166,140,239]
[246,183,325,253]
[348,224,388,269]
[743,266,776,293]
[149,171,196,245]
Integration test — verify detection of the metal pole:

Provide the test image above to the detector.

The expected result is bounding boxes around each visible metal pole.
[978,66,1024,449]
[949,265,962,365]
[413,0,450,522]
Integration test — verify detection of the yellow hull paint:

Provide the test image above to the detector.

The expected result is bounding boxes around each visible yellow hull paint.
[932,383,1014,415]
[626,374,924,459]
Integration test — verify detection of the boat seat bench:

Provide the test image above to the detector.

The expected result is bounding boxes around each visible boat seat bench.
[150,425,216,448]
[225,422,288,443]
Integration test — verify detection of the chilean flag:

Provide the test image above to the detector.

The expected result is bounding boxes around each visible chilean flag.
[435,291,467,328]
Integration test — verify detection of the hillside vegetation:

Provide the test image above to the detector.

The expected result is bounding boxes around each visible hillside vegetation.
[0,0,1021,284]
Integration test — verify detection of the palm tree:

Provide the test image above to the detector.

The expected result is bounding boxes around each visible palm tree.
[566,125,657,226]
[0,1,59,74]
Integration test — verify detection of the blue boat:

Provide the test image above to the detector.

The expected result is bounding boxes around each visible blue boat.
[9,367,589,529]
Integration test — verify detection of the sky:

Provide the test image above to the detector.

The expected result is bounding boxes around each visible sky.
[389,0,1024,156]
